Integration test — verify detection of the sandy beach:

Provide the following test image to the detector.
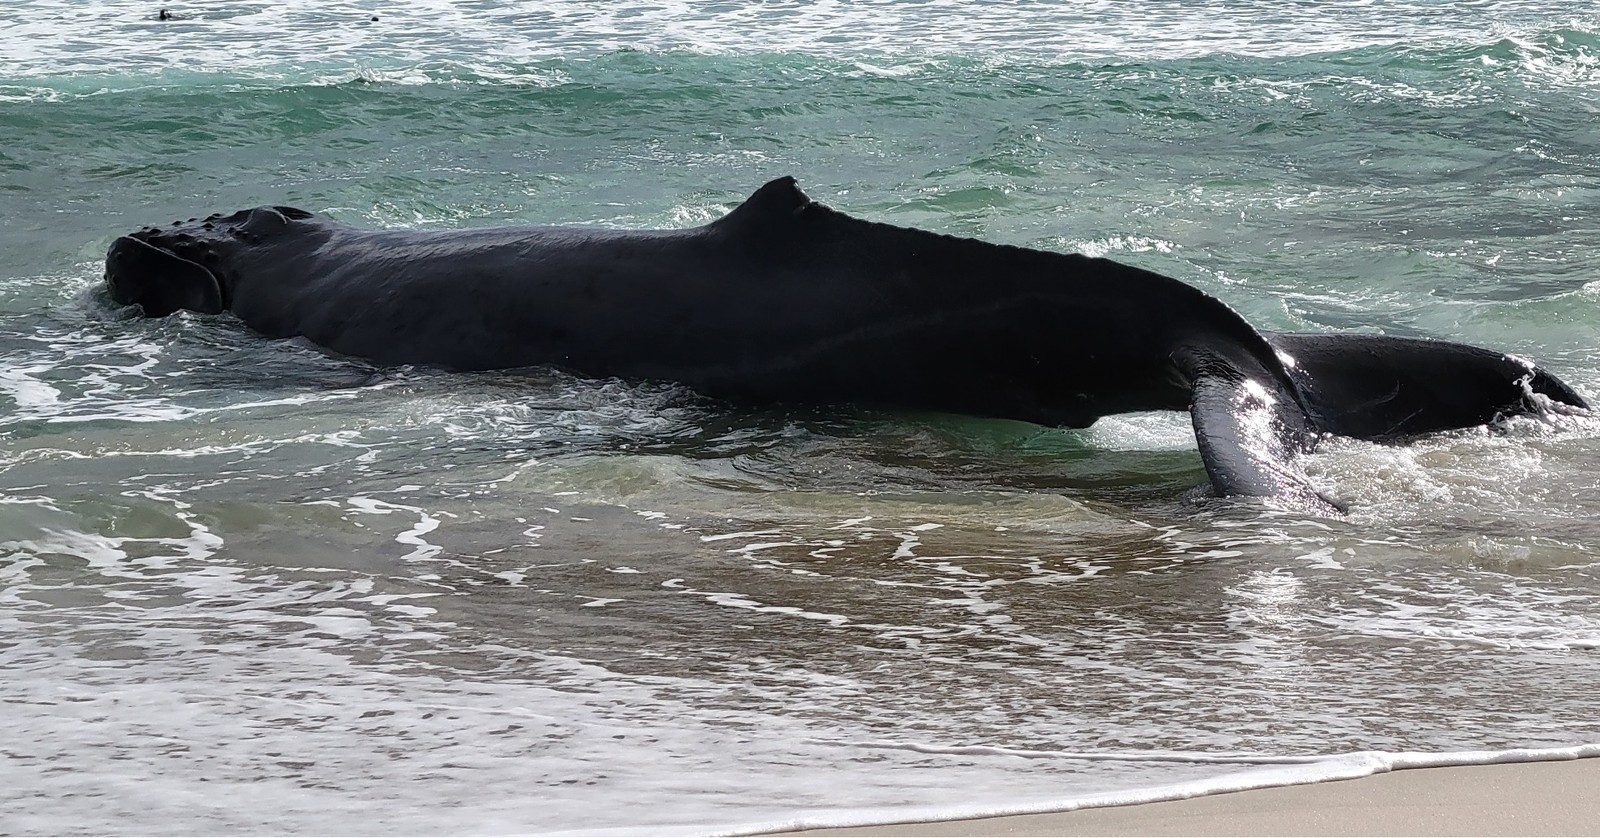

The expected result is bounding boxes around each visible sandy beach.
[772,757,1600,837]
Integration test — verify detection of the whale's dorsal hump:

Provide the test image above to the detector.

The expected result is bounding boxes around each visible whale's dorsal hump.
[713,176,814,232]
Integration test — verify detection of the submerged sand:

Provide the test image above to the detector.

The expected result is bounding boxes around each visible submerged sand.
[770,756,1600,837]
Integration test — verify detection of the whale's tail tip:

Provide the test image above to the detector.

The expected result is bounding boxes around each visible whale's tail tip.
[1525,365,1591,415]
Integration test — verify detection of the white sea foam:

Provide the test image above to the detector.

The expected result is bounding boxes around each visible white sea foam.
[5,1,1600,834]
[1,0,1595,81]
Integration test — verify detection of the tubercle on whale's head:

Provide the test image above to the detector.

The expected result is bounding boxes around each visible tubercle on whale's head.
[103,206,316,317]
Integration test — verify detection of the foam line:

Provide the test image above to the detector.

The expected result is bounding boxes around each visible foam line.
[665,743,1600,837]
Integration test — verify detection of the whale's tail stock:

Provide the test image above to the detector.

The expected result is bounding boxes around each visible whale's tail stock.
[1263,332,1589,439]
[1184,331,1589,516]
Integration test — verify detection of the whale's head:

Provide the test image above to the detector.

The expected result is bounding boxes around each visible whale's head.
[104,205,315,316]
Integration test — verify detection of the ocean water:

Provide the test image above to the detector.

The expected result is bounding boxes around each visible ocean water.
[4,1,1600,834]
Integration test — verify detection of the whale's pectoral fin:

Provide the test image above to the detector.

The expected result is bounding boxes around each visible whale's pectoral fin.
[105,236,223,316]
[1180,348,1345,516]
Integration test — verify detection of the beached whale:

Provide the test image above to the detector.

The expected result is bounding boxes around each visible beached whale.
[103,177,1589,514]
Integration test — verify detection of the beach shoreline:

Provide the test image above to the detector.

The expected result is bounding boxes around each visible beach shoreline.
[761,756,1600,837]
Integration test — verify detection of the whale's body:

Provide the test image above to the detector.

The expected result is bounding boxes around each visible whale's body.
[104,177,1588,513]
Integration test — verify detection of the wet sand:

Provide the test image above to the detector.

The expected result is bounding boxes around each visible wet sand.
[771,756,1600,836]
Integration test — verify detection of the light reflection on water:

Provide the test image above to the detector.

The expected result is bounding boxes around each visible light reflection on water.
[3,321,1599,832]
[4,0,1589,79]
[4,3,1600,827]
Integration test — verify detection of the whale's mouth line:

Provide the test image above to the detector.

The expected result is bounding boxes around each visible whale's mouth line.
[104,235,225,316]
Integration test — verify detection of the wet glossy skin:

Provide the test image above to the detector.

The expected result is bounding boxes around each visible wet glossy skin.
[104,177,1589,512]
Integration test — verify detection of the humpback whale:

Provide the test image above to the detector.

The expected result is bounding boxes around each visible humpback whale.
[103,177,1589,514]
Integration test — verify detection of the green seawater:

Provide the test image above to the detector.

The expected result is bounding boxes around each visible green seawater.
[3,5,1600,834]
[8,39,1600,344]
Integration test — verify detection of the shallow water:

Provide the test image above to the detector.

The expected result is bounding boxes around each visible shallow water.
[4,1,1600,834]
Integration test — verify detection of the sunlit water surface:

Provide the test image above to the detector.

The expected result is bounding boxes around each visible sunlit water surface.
[3,1,1600,834]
